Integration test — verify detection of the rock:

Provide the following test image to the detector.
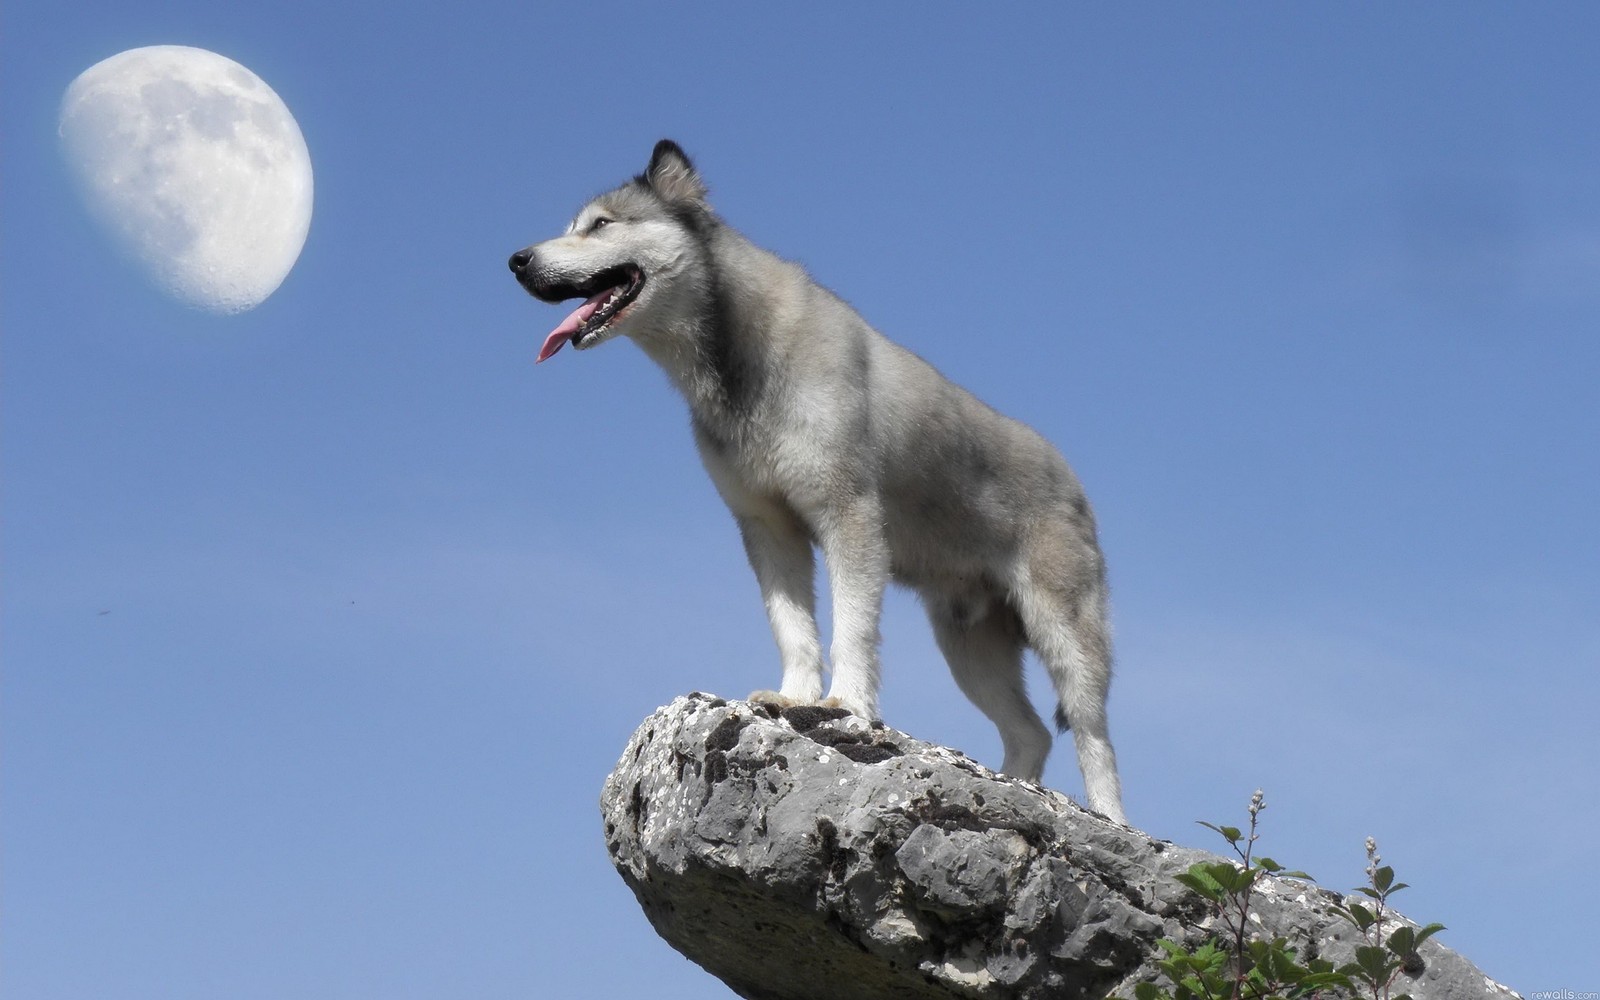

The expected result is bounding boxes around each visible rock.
[601,693,1521,1000]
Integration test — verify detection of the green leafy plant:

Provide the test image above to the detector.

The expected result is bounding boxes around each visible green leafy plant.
[1129,792,1444,1000]
[1327,837,1446,1000]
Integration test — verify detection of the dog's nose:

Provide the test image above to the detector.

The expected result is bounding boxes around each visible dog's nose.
[508,248,533,274]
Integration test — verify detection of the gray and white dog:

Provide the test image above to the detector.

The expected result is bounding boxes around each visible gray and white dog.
[509,141,1125,823]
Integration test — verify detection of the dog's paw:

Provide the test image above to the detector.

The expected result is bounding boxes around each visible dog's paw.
[747,690,802,709]
[818,695,881,720]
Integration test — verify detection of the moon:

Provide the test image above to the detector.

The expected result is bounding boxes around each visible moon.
[59,46,313,314]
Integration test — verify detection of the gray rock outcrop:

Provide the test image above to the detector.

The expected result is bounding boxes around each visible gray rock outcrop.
[601,693,1520,1000]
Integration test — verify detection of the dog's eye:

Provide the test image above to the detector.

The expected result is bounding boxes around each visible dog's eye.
[589,217,612,233]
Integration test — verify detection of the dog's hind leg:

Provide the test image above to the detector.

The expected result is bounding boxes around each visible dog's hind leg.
[736,512,826,706]
[1010,532,1127,825]
[926,592,1052,781]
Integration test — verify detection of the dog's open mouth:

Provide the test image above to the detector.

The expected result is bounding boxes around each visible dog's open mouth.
[536,265,645,363]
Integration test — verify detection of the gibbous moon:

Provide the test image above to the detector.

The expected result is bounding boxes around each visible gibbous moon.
[59,46,313,314]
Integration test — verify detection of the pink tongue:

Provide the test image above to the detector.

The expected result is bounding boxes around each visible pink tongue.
[537,288,614,363]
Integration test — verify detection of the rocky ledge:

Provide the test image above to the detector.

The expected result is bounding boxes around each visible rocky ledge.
[600,693,1520,1000]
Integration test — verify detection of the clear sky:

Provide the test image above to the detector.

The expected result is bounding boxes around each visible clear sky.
[4,3,1596,996]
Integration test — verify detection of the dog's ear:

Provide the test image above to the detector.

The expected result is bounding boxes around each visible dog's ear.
[642,139,708,205]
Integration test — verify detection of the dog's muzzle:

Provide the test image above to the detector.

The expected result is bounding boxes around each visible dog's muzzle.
[508,246,545,296]
[509,246,646,362]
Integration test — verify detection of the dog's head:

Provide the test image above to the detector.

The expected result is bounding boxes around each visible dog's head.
[509,140,710,362]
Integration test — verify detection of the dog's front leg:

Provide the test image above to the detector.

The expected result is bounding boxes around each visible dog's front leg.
[818,495,889,720]
[736,513,826,705]
[695,428,826,707]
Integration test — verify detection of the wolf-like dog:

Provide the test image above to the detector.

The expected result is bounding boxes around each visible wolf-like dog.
[509,141,1126,823]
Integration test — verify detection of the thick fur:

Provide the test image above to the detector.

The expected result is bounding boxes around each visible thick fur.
[510,141,1126,823]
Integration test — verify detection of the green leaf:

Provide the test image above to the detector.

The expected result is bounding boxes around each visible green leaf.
[1355,886,1383,900]
[1220,865,1259,894]
[1199,821,1244,844]
[1386,925,1416,956]
[1342,902,1377,931]
[1354,944,1396,982]
[1256,856,1284,873]
[1373,865,1395,892]
[1414,922,1446,946]
[1154,960,1184,981]
[1256,941,1302,983]
[1296,971,1356,991]
[1175,871,1225,902]
[1190,939,1229,967]
[1134,982,1164,1000]
[1194,860,1255,895]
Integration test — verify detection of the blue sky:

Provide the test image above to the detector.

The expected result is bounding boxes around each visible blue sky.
[5,3,1596,996]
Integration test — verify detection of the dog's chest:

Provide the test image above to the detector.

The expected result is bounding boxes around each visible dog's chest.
[692,404,846,511]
